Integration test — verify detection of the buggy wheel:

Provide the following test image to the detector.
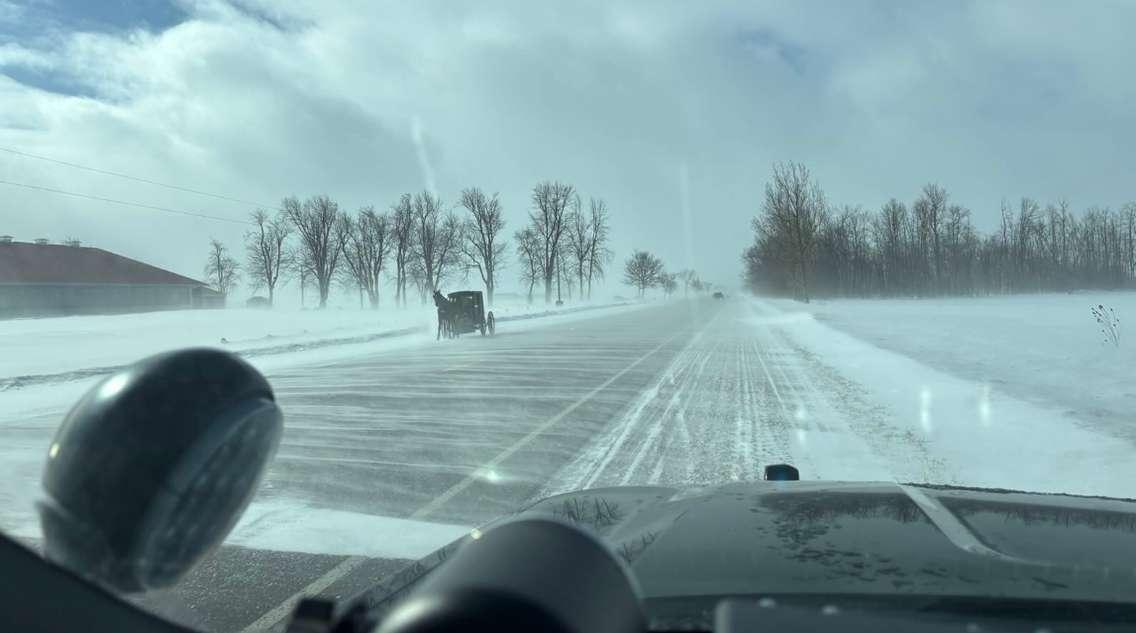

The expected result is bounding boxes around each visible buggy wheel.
[487,312,496,336]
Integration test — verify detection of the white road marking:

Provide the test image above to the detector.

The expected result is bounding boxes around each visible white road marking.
[238,555,367,633]
[409,328,687,520]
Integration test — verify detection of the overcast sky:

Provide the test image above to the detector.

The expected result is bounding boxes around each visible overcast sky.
[2,0,1135,298]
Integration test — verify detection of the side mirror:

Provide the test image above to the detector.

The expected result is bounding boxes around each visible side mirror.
[37,348,282,593]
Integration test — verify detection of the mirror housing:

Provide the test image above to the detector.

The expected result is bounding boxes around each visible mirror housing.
[38,348,282,593]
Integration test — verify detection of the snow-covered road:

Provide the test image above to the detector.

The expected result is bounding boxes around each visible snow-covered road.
[538,300,947,498]
[4,295,1134,632]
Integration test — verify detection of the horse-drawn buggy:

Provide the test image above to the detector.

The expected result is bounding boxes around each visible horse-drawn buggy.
[433,290,495,339]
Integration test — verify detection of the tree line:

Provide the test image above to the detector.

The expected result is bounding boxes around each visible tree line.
[204,182,614,308]
[622,250,710,299]
[742,162,1136,300]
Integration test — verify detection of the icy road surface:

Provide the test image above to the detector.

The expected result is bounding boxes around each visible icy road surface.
[4,296,1134,632]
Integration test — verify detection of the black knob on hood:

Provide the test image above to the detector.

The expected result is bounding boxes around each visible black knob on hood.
[375,518,645,633]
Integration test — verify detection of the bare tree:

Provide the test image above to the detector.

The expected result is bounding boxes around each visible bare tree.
[294,253,309,307]
[913,183,948,292]
[459,187,507,305]
[530,181,575,303]
[678,269,698,296]
[244,209,292,306]
[585,198,613,299]
[285,194,349,308]
[564,196,591,299]
[660,271,678,297]
[515,227,542,304]
[756,162,827,302]
[555,237,574,303]
[623,250,663,297]
[342,206,392,309]
[390,193,414,307]
[204,239,240,300]
[411,190,460,293]
[873,199,909,293]
[408,260,428,305]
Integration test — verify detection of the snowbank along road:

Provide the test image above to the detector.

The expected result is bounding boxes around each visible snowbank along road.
[5,296,1132,632]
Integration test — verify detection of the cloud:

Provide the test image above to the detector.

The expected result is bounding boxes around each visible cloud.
[1,1,1135,296]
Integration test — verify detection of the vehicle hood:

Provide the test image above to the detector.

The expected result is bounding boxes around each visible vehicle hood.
[369,481,1136,608]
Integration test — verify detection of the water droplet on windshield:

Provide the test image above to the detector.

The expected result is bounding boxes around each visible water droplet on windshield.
[919,386,933,432]
[977,383,992,426]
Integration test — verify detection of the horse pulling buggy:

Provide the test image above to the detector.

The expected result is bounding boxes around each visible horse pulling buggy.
[434,290,496,339]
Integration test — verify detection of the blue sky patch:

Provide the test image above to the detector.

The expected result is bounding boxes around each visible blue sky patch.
[0,0,187,96]
[11,0,188,36]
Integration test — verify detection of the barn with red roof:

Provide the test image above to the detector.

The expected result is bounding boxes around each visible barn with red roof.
[0,236,222,318]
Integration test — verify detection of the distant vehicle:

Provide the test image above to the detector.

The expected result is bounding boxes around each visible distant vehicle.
[712,291,725,299]
[445,290,495,337]
[245,296,271,309]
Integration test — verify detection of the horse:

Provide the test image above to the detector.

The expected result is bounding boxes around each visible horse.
[433,290,453,340]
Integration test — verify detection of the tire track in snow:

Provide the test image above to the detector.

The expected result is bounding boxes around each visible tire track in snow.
[540,305,836,494]
[574,331,707,489]
[537,311,721,496]
[744,300,953,483]
[541,297,952,494]
[742,337,794,469]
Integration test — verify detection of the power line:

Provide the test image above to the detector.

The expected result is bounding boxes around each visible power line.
[0,145,277,209]
[0,179,252,225]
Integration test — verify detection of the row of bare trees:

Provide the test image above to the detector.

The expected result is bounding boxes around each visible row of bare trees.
[244,192,484,309]
[622,250,708,298]
[743,162,1136,300]
[515,182,613,304]
[207,181,614,308]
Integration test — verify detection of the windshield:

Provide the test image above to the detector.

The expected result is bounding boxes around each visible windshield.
[2,1,1135,631]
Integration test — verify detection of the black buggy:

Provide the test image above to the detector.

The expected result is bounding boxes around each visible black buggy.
[437,290,495,339]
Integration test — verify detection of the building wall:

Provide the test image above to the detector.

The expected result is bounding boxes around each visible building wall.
[0,283,221,318]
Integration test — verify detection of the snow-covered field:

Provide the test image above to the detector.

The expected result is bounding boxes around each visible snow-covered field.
[791,292,1136,452]
[746,296,1136,498]
[0,299,619,384]
[0,307,421,380]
